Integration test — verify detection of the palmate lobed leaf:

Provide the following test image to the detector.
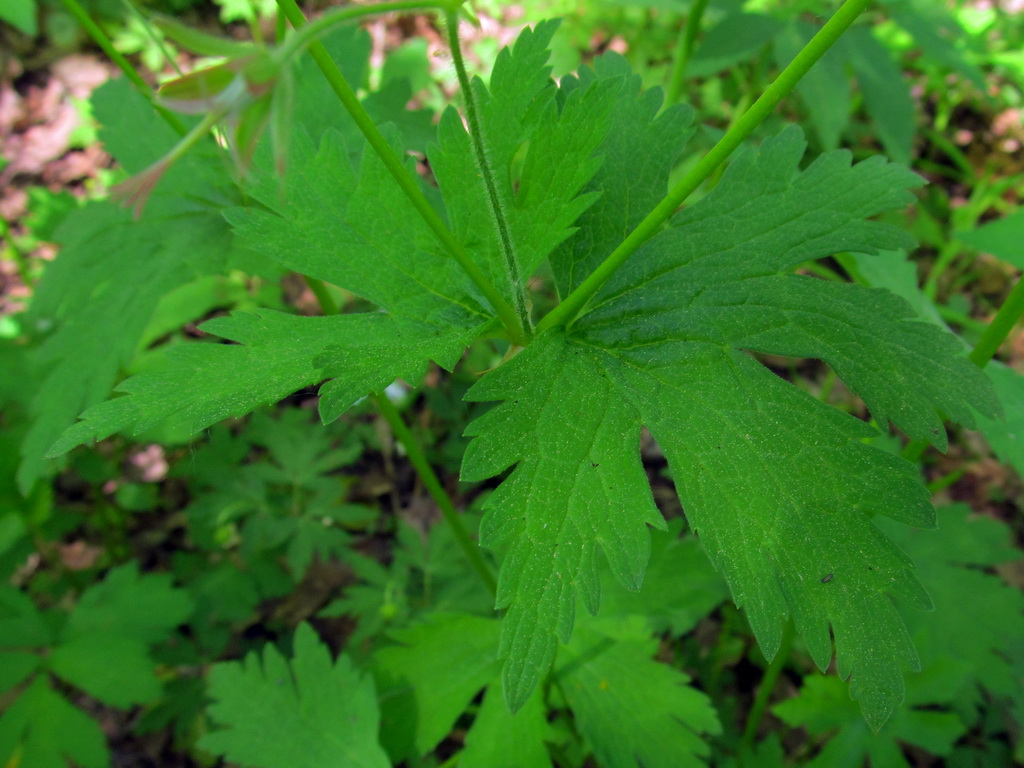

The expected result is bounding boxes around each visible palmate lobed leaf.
[463,104,998,727]
[200,623,389,768]
[45,19,1001,736]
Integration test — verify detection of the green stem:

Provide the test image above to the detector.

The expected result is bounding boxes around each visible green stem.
[969,276,1024,367]
[741,619,795,750]
[373,393,498,597]
[536,0,872,334]
[275,0,526,347]
[444,10,532,341]
[665,0,708,105]
[58,0,187,137]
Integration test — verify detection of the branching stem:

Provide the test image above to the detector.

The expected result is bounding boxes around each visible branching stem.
[537,0,873,333]
[59,0,188,137]
[275,0,527,347]
[444,10,533,341]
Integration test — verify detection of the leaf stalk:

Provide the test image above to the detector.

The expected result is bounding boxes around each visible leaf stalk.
[444,10,533,342]
[537,0,873,333]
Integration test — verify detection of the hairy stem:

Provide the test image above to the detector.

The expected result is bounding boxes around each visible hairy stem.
[537,0,872,333]
[59,0,187,136]
[275,0,527,347]
[444,10,533,341]
[665,0,708,105]
[373,394,498,597]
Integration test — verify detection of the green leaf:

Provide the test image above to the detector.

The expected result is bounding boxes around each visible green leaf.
[466,126,997,729]
[19,200,221,489]
[687,12,784,78]
[49,633,165,708]
[19,79,237,492]
[957,208,1024,268]
[200,623,389,768]
[550,52,694,297]
[774,673,967,767]
[975,362,1024,477]
[887,0,987,90]
[0,677,108,768]
[0,586,50,650]
[375,613,500,762]
[0,651,40,694]
[0,0,36,36]
[846,26,915,165]
[462,331,664,711]
[596,520,730,637]
[555,621,720,768]
[48,310,474,455]
[229,129,486,329]
[459,680,552,768]
[876,505,1024,715]
[51,563,192,707]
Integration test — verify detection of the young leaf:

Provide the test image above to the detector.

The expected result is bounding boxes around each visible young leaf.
[50,563,193,707]
[555,621,721,768]
[466,123,998,728]
[774,673,967,767]
[200,623,389,768]
[0,677,108,768]
[877,504,1024,715]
